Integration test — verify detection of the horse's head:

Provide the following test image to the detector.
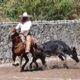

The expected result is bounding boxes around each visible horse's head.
[8,28,19,41]
[11,32,19,41]
[71,47,79,63]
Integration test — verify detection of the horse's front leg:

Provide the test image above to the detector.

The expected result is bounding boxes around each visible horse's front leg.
[12,54,19,66]
[12,54,17,66]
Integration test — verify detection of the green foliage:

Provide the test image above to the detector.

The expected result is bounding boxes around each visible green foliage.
[0,0,80,21]
[0,0,4,3]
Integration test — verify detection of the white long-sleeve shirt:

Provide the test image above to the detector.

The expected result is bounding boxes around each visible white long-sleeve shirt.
[16,21,32,33]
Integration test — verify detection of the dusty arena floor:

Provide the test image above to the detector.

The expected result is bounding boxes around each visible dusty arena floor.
[0,57,80,80]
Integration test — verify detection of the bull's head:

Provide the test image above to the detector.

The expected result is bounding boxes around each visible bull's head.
[71,47,79,63]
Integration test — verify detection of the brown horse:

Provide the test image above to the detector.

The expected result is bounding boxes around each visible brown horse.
[8,29,29,71]
[8,28,46,71]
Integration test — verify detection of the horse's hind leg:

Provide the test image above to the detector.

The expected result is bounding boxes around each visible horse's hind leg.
[40,56,47,70]
[29,60,33,70]
[33,57,39,69]
[21,54,29,72]
[34,59,39,69]
[20,55,23,68]
[29,58,37,70]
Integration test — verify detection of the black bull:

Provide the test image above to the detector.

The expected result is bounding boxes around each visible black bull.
[30,40,79,69]
[42,40,79,62]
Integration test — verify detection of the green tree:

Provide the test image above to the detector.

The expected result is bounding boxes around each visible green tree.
[0,0,80,21]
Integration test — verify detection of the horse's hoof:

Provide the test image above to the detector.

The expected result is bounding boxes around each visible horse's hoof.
[15,63,19,66]
[12,64,15,66]
[29,65,32,70]
[12,63,19,66]
[20,70,24,72]
[20,68,24,72]
[42,65,47,70]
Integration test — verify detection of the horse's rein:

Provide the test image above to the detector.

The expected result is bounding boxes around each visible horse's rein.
[10,33,25,41]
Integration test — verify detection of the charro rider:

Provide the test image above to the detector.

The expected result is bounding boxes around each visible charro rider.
[15,12,33,54]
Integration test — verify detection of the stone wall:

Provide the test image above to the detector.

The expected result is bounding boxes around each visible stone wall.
[0,20,80,63]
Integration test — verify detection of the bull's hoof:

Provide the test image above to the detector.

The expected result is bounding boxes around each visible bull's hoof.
[63,63,69,69]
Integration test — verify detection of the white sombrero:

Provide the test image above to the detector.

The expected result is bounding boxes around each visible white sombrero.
[22,12,32,17]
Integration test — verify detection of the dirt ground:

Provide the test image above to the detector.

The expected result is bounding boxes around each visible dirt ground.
[0,57,80,80]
